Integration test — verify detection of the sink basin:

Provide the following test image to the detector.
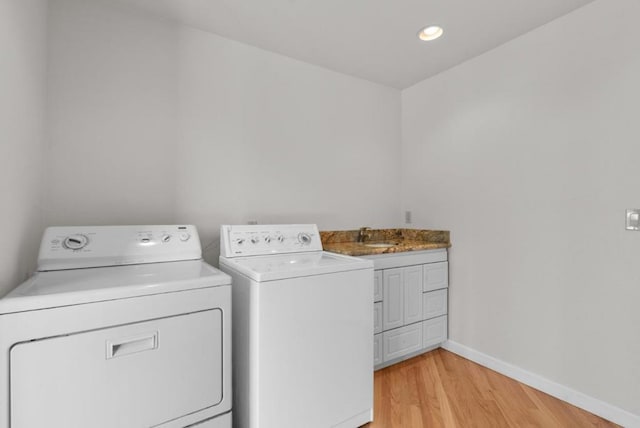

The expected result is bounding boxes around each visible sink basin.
[364,243,397,248]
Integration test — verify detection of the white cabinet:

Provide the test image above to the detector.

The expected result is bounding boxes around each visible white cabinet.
[373,302,382,334]
[423,288,447,320]
[373,270,383,302]
[373,334,382,366]
[423,316,447,349]
[382,323,423,362]
[382,266,423,331]
[403,265,423,325]
[382,269,404,331]
[365,249,449,369]
[423,261,448,292]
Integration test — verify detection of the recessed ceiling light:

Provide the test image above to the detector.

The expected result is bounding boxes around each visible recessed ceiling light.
[418,25,443,42]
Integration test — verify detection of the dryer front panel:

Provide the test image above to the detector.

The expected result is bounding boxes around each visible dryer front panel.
[10,309,223,428]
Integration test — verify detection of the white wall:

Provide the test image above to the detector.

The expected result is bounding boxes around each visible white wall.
[46,0,180,227]
[0,0,47,297]
[45,0,401,263]
[402,0,640,417]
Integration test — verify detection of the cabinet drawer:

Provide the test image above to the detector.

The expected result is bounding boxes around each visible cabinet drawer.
[423,289,447,320]
[373,334,382,366]
[423,316,447,348]
[373,302,382,334]
[382,323,422,362]
[373,271,383,302]
[423,262,448,292]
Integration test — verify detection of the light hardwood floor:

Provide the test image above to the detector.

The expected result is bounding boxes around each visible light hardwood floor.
[364,349,618,427]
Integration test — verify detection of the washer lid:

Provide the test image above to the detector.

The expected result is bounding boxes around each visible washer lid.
[0,260,230,314]
[219,251,373,282]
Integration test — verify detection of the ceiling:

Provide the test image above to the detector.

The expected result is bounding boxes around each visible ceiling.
[115,0,595,89]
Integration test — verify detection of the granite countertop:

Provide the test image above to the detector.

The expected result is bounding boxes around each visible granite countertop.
[320,228,451,256]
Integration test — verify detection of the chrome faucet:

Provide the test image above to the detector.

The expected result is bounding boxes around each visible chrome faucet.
[357,226,371,243]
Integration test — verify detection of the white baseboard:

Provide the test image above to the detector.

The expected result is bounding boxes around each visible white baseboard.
[442,340,640,428]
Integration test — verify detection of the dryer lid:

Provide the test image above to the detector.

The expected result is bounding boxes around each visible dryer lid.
[0,260,230,314]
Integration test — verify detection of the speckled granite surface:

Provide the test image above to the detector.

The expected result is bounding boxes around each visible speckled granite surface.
[320,228,450,256]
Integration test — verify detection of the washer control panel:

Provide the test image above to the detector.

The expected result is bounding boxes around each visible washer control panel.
[38,225,201,271]
[220,224,323,257]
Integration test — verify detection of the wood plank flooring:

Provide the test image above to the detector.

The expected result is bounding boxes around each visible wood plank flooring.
[364,349,618,428]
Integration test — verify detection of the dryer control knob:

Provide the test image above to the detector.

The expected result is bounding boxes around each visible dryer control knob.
[276,234,285,243]
[179,232,191,242]
[250,236,260,244]
[264,235,272,244]
[63,234,89,250]
[161,234,171,243]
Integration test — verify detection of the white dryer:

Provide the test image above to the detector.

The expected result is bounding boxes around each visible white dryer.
[0,225,232,428]
[219,224,374,428]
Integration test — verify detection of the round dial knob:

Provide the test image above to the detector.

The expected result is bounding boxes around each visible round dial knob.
[63,234,89,250]
[161,234,171,243]
[264,235,272,244]
[250,236,260,244]
[298,232,312,245]
[179,232,191,242]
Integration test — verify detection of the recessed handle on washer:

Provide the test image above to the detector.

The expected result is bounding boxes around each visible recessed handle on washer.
[106,332,158,359]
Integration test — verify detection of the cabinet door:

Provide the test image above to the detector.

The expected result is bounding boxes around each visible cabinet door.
[373,334,383,366]
[373,270,383,302]
[382,268,404,331]
[373,302,383,334]
[423,261,448,292]
[403,265,423,325]
[423,289,448,320]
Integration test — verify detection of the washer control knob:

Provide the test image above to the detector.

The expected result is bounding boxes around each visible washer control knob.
[264,235,272,244]
[250,236,260,244]
[161,234,171,243]
[63,234,89,250]
[298,232,312,245]
[179,232,191,242]
[236,238,245,245]
[276,234,285,243]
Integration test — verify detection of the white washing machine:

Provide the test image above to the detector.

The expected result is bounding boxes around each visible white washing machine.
[0,225,232,428]
[219,224,374,428]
